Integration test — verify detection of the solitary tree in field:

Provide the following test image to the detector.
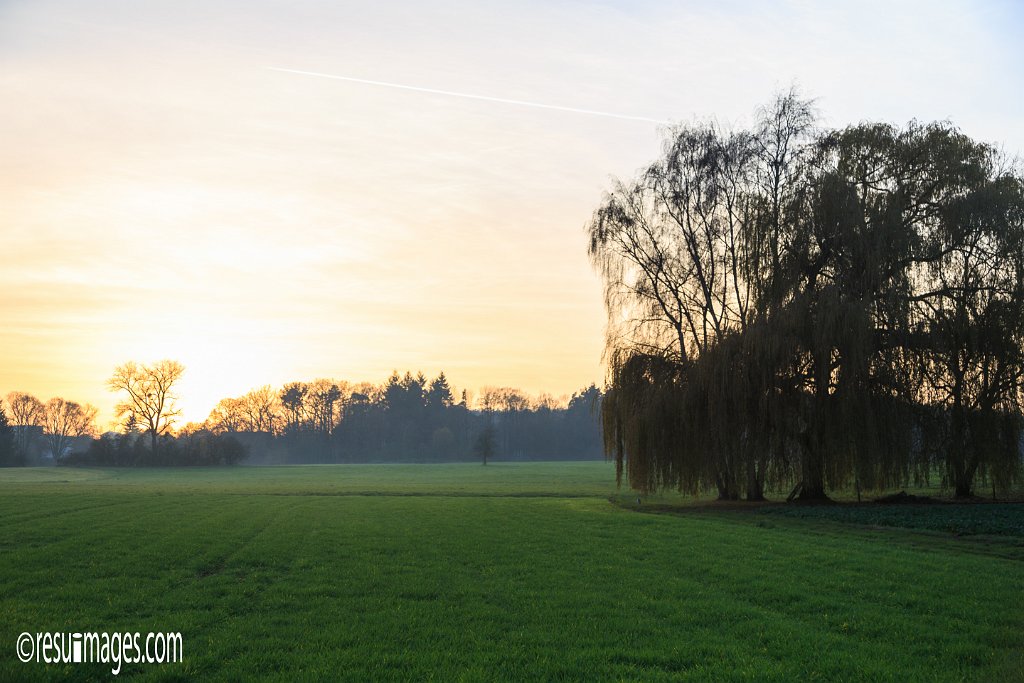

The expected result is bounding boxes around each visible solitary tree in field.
[108,360,185,452]
[474,425,496,466]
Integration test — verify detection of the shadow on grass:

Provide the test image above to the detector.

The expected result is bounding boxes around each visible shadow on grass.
[613,496,1024,561]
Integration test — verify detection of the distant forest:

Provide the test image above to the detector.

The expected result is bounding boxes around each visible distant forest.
[0,370,603,467]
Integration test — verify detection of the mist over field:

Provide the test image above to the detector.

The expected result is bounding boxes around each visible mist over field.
[2,0,1023,680]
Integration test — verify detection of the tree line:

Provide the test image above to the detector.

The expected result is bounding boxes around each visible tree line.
[200,371,602,464]
[0,393,98,466]
[0,361,602,466]
[589,90,1024,500]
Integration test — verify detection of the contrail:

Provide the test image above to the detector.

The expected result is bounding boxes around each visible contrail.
[266,67,667,124]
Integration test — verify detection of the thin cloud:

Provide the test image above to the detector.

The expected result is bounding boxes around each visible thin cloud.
[266,67,667,124]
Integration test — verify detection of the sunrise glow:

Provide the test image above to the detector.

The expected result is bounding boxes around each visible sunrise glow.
[2,0,1021,427]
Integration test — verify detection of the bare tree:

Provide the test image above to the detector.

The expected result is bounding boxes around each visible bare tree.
[108,360,185,451]
[5,391,44,456]
[206,397,245,434]
[307,379,344,436]
[474,425,496,466]
[241,385,282,434]
[478,387,530,413]
[41,398,97,461]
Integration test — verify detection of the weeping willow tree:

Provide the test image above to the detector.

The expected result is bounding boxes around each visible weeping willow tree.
[591,92,1024,501]
[591,90,815,499]
[907,128,1024,496]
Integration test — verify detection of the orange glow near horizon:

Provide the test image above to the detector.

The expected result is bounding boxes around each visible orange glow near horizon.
[2,0,1021,429]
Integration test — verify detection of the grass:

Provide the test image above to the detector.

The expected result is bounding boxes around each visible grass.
[1,463,1022,681]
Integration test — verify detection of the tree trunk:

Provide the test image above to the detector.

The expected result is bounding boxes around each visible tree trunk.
[949,407,975,498]
[745,462,765,501]
[715,475,739,501]
[797,478,828,501]
[797,435,829,501]
[797,355,832,502]
[953,459,977,498]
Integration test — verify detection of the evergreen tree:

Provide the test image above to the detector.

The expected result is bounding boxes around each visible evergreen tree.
[0,401,18,466]
[427,373,454,409]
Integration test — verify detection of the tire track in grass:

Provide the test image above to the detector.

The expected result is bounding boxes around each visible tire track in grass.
[172,497,331,678]
[0,495,215,614]
[0,495,279,625]
[0,495,132,528]
[222,490,604,499]
[4,467,1021,681]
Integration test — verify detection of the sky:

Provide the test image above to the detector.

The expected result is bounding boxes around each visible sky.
[1,0,1022,427]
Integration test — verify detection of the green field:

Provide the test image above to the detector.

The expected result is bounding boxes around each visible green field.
[1,463,1022,681]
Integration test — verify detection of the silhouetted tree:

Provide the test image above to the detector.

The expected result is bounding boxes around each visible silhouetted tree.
[108,360,185,451]
[590,91,1024,501]
[78,426,247,467]
[5,391,43,458]
[591,91,814,499]
[279,382,308,434]
[176,425,248,465]
[427,373,454,410]
[0,401,17,466]
[904,128,1024,496]
[307,379,343,436]
[197,372,603,464]
[207,397,246,434]
[41,398,97,461]
[240,385,282,434]
[474,425,496,465]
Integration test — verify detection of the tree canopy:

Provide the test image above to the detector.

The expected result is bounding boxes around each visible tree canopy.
[590,91,1024,500]
[107,359,185,452]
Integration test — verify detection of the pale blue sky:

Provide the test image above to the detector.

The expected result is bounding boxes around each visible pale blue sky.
[2,0,1021,424]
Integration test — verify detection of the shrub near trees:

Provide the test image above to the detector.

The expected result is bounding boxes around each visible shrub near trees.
[74,427,246,467]
[589,90,1024,500]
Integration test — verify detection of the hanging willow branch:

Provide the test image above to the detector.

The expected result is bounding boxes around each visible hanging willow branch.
[590,92,1024,500]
